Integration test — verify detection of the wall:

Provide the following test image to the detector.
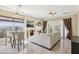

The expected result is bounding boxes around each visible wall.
[78,13,79,36]
[24,14,43,42]
[0,8,43,43]
[0,9,43,21]
[0,8,78,36]
[47,20,62,35]
[72,15,78,36]
[0,8,78,42]
[46,14,79,43]
[78,17,79,36]
[0,9,26,20]
[46,15,78,36]
[72,14,79,43]
[0,8,43,31]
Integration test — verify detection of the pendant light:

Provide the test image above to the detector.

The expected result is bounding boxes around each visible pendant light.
[13,5,21,31]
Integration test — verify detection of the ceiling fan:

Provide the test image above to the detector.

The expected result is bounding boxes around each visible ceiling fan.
[48,9,56,16]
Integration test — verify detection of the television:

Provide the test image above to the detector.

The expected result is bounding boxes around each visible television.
[26,20,34,27]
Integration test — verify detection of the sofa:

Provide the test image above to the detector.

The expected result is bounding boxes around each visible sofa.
[30,32,61,49]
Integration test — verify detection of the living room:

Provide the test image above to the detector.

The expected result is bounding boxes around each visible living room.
[0,5,79,54]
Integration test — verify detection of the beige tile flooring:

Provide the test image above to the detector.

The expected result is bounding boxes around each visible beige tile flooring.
[0,38,71,54]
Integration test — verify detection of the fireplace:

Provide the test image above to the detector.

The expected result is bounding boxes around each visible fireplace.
[30,30,34,36]
[27,28,34,38]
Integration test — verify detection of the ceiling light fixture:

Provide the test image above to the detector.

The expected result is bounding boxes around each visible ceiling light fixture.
[13,5,22,31]
[48,8,56,16]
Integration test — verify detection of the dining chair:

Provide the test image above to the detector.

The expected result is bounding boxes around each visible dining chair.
[16,32,25,51]
[5,31,13,46]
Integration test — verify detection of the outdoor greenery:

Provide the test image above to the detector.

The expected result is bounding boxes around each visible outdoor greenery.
[0,28,6,38]
[0,26,23,38]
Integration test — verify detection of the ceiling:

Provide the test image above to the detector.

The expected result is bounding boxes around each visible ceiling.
[0,5,79,19]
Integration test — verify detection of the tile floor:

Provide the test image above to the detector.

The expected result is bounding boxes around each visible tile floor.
[0,38,71,54]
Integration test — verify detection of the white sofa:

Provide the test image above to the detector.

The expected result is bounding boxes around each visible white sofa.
[30,32,61,49]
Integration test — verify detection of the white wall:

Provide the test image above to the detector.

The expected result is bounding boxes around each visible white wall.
[72,15,78,36]
[78,19,79,36]
[24,16,43,43]
[46,15,78,36]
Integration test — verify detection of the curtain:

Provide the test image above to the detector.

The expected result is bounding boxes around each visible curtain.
[43,21,47,33]
[63,18,72,40]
